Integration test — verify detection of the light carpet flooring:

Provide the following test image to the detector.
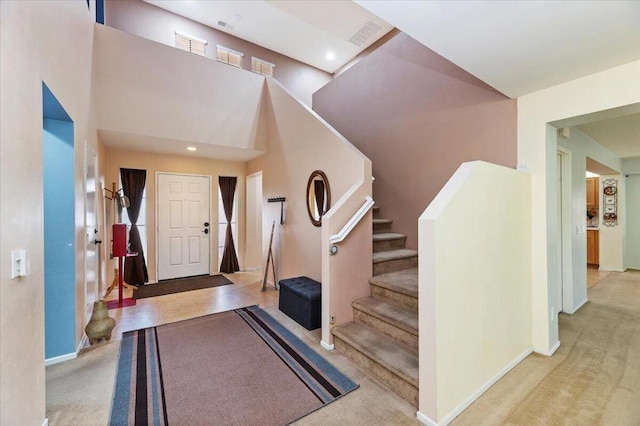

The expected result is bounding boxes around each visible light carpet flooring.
[47,270,639,425]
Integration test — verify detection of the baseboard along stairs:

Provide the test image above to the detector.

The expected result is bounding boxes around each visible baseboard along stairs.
[331,205,419,406]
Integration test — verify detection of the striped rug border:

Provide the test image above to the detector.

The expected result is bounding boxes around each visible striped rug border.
[236,306,358,404]
[109,305,358,424]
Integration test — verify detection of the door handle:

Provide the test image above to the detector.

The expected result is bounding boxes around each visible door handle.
[94,239,102,245]
[203,228,209,235]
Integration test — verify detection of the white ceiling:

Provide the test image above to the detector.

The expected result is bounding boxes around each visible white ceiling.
[133,1,640,160]
[355,0,640,98]
[578,113,640,159]
[143,0,394,74]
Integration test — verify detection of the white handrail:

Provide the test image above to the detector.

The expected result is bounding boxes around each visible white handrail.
[329,195,375,245]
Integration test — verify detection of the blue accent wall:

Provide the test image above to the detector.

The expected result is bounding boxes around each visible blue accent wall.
[43,84,76,359]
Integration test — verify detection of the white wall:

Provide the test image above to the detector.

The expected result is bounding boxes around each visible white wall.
[0,1,96,423]
[557,128,623,306]
[93,24,267,159]
[517,60,640,355]
[623,157,640,269]
[418,161,532,425]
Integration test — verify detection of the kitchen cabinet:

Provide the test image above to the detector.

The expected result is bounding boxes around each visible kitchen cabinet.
[587,177,599,207]
[587,229,599,265]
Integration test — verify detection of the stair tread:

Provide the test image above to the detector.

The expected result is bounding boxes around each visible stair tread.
[372,249,418,263]
[373,218,393,224]
[369,268,418,298]
[353,297,418,335]
[372,232,407,242]
[332,322,418,387]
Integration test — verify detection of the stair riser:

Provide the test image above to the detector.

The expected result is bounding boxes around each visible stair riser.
[373,256,418,276]
[334,336,418,407]
[373,222,392,234]
[372,207,380,219]
[373,237,407,253]
[353,310,418,354]
[371,285,418,313]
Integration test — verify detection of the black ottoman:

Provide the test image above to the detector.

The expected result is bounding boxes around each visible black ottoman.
[278,276,322,330]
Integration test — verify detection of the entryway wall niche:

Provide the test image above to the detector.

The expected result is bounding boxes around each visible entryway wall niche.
[103,145,247,285]
[43,82,76,361]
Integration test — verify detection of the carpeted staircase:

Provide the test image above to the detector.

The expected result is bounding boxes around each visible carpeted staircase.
[331,206,419,406]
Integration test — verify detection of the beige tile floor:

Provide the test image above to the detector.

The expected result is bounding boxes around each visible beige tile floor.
[49,271,419,425]
[102,271,280,342]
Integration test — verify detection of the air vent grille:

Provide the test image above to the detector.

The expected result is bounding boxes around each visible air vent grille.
[217,20,234,31]
[347,20,383,47]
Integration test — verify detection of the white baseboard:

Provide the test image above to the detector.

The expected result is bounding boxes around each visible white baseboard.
[566,298,588,314]
[534,340,561,357]
[42,418,49,426]
[416,411,437,426]
[320,340,334,351]
[242,266,261,272]
[77,333,89,352]
[417,348,533,426]
[598,266,626,272]
[45,333,89,366]
[45,351,77,366]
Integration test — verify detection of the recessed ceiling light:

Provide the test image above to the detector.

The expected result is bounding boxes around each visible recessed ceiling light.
[187,146,197,151]
[326,51,335,61]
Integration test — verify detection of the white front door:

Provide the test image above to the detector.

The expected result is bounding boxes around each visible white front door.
[157,173,211,280]
[85,143,99,322]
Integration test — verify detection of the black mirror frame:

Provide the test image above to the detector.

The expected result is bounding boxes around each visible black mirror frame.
[306,170,331,227]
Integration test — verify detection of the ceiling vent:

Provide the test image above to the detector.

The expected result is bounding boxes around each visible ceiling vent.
[347,20,383,47]
[217,20,234,31]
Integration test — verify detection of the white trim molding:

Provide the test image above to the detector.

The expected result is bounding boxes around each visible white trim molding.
[42,418,49,426]
[329,195,374,245]
[566,298,588,315]
[320,340,334,351]
[45,352,77,367]
[535,340,561,357]
[416,348,533,426]
[598,266,627,272]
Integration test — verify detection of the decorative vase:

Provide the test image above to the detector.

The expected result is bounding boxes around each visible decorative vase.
[85,300,116,345]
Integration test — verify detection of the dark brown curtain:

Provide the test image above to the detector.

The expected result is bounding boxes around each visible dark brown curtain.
[121,168,149,286]
[314,180,325,217]
[219,176,240,273]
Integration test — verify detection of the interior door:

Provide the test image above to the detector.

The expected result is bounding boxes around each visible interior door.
[85,143,99,322]
[158,173,211,280]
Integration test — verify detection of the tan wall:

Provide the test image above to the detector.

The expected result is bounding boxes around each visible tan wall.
[418,161,532,424]
[104,147,247,285]
[0,1,96,423]
[247,78,371,283]
[104,0,331,107]
[313,32,517,249]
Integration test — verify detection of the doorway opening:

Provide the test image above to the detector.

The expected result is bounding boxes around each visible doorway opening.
[245,172,263,271]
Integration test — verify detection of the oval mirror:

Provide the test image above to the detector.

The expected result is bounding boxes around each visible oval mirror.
[306,170,331,227]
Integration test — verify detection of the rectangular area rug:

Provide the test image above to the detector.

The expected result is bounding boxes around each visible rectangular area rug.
[110,306,358,425]
[133,274,232,299]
